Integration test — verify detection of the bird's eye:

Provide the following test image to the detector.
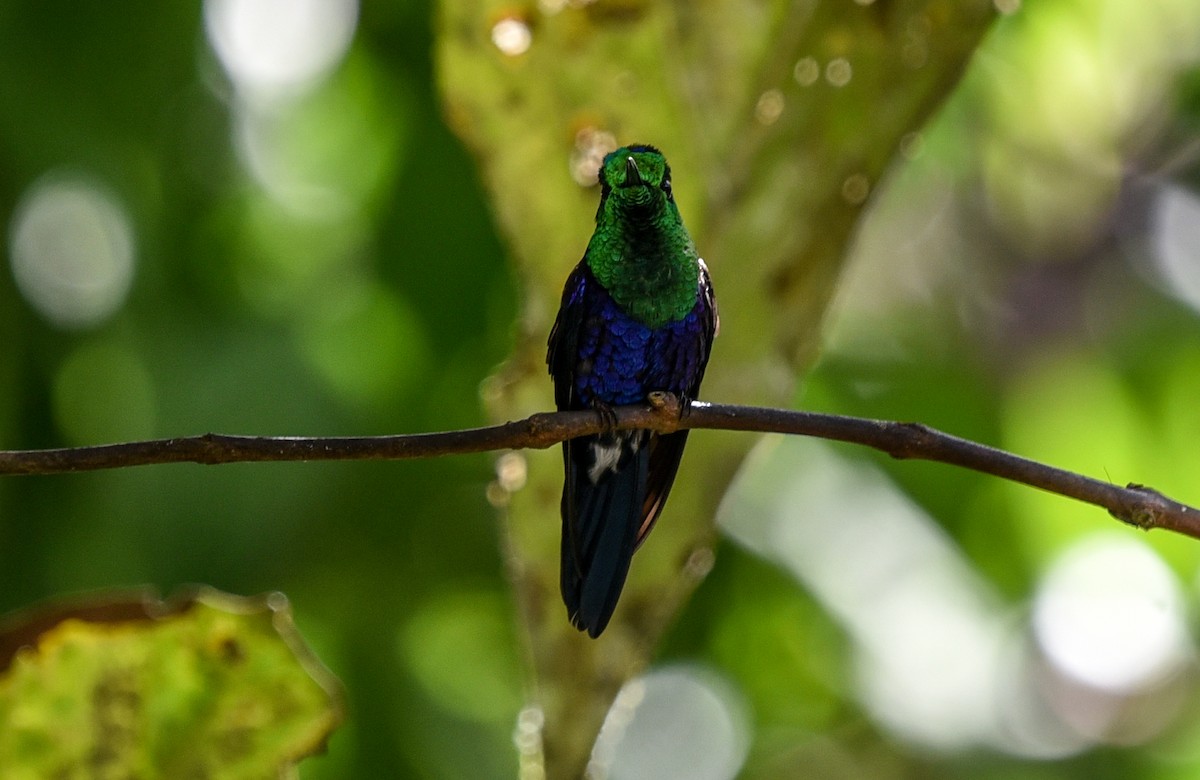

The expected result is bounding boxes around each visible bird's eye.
[661,177,673,198]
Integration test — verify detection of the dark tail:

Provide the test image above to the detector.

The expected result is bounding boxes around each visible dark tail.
[560,432,650,637]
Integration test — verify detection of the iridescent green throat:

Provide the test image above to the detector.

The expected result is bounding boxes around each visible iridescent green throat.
[584,202,700,329]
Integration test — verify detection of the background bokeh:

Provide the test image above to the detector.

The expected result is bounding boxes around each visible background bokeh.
[2,0,1200,778]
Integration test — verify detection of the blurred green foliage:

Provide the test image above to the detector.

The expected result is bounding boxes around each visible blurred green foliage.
[1,0,1200,778]
[0,2,516,777]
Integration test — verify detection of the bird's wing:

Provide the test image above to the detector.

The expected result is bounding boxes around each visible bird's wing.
[546,260,591,411]
[699,258,719,344]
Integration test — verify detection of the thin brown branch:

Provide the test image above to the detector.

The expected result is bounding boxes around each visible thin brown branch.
[1,395,1196,540]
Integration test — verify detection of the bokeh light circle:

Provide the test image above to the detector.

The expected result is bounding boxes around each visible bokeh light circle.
[204,0,358,96]
[8,173,136,329]
[597,665,750,780]
[1033,534,1190,693]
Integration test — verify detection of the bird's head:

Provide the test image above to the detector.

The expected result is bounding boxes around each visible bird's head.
[584,144,699,319]
[595,144,677,222]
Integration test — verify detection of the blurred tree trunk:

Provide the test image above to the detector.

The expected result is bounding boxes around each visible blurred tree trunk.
[437,1,997,775]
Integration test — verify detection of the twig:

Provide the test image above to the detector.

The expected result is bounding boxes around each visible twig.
[1,395,1195,539]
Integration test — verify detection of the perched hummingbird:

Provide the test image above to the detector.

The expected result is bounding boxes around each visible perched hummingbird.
[547,145,718,637]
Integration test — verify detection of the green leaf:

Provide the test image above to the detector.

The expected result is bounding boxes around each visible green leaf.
[0,588,343,780]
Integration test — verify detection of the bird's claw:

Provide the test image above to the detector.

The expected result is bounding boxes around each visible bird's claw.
[591,400,619,434]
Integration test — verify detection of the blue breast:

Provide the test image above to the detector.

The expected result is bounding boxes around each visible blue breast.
[574,287,707,406]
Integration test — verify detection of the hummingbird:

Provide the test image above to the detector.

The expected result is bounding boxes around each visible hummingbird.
[547,145,718,637]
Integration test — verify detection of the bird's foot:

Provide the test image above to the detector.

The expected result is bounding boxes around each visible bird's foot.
[591,400,619,433]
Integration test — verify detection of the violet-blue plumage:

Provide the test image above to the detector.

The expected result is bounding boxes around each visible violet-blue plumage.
[547,145,718,638]
[571,277,706,407]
